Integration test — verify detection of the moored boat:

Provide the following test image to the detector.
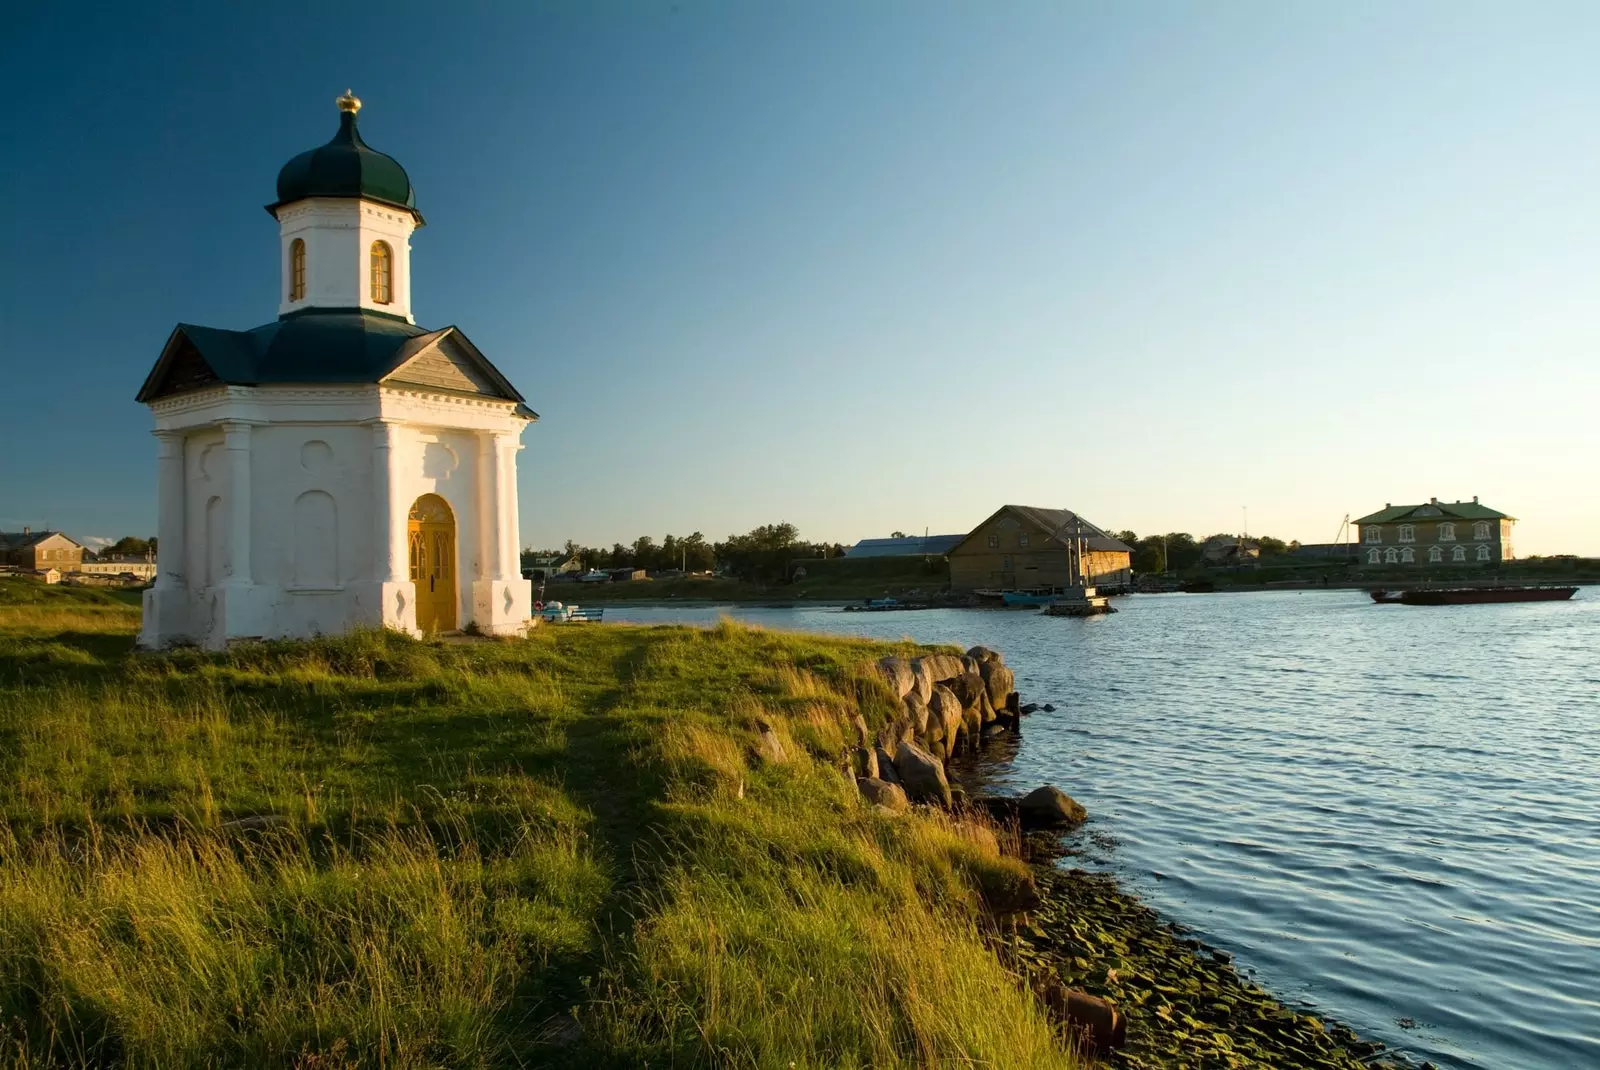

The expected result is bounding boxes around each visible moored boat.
[1370,586,1577,606]
[1000,590,1057,607]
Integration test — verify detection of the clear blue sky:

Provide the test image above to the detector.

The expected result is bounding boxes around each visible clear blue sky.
[4,2,1598,555]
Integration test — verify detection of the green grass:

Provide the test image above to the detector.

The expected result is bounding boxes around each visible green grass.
[0,587,1077,1068]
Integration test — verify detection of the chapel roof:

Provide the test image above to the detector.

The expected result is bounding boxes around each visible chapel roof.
[136,309,536,419]
[266,91,419,220]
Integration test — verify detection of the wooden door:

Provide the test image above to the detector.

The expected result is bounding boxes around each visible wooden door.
[407,494,456,632]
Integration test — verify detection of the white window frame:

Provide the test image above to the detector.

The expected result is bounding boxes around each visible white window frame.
[1368,548,1381,565]
[1364,527,1382,544]
[1428,546,1443,563]
[1384,547,1398,564]
[1476,544,1491,562]
[1438,522,1456,542]
[1474,522,1491,540]
[1400,547,1415,563]
[1398,524,1415,543]
[1452,545,1466,562]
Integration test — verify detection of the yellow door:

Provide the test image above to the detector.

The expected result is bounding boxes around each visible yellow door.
[408,494,457,632]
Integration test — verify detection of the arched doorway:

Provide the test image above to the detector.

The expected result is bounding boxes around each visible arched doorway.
[408,494,456,632]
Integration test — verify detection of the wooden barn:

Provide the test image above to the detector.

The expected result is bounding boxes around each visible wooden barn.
[947,505,1132,592]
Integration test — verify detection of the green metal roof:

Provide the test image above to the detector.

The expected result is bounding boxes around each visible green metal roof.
[267,109,419,220]
[136,310,535,418]
[1354,501,1512,524]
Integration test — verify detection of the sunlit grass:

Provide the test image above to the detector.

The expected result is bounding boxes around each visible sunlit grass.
[0,587,1077,1068]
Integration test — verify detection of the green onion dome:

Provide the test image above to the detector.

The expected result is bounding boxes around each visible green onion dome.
[268,90,418,218]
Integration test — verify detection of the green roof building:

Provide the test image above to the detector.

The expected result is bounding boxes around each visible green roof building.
[1353,498,1515,568]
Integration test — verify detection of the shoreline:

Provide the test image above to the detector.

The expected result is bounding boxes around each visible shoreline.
[542,577,1598,611]
[947,702,1407,1068]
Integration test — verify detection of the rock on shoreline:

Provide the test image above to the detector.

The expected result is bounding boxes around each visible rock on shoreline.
[868,642,1396,1070]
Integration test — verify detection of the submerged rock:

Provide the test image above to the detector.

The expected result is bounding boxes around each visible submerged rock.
[1019,785,1087,828]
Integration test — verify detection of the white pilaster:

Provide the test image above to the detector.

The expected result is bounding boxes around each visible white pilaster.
[153,430,186,590]
[470,428,531,635]
[502,437,525,581]
[369,420,417,633]
[222,421,253,586]
[139,429,190,648]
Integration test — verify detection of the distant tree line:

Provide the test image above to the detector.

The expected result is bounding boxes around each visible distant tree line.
[96,536,157,558]
[528,523,847,585]
[1111,531,1294,574]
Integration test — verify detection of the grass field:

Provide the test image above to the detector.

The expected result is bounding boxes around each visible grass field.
[0,582,1076,1069]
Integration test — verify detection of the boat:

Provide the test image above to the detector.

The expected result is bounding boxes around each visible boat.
[538,601,605,622]
[1369,586,1578,606]
[1000,590,1057,607]
[843,598,933,613]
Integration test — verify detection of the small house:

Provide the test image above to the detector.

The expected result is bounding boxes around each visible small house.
[1201,536,1260,567]
[0,530,84,572]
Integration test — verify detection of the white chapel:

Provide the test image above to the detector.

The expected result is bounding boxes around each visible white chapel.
[136,91,535,648]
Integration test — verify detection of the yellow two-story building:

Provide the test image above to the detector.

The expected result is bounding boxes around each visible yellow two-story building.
[1354,497,1514,567]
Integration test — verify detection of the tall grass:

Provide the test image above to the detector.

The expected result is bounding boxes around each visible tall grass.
[0,589,1076,1067]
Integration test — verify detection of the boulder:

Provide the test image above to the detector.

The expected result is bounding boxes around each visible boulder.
[893,741,952,807]
[852,746,879,780]
[978,688,997,725]
[851,713,872,749]
[1018,785,1087,828]
[979,660,1016,710]
[1042,703,1057,713]
[874,746,901,785]
[962,655,982,677]
[967,645,1002,664]
[1019,702,1040,716]
[914,653,967,687]
[754,720,786,764]
[902,692,931,735]
[876,656,916,700]
[857,777,909,813]
[962,703,983,742]
[1036,981,1125,1056]
[929,686,964,757]
[946,672,987,716]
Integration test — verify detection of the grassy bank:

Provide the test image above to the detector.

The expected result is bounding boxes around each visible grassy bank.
[0,583,1072,1068]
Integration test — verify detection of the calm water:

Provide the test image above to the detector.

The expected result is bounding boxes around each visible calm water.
[606,591,1600,1070]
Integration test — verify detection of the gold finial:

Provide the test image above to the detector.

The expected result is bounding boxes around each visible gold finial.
[337,88,362,115]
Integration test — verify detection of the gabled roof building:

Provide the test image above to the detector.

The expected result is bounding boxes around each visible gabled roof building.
[1354,497,1515,567]
[947,505,1133,592]
[136,91,535,648]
